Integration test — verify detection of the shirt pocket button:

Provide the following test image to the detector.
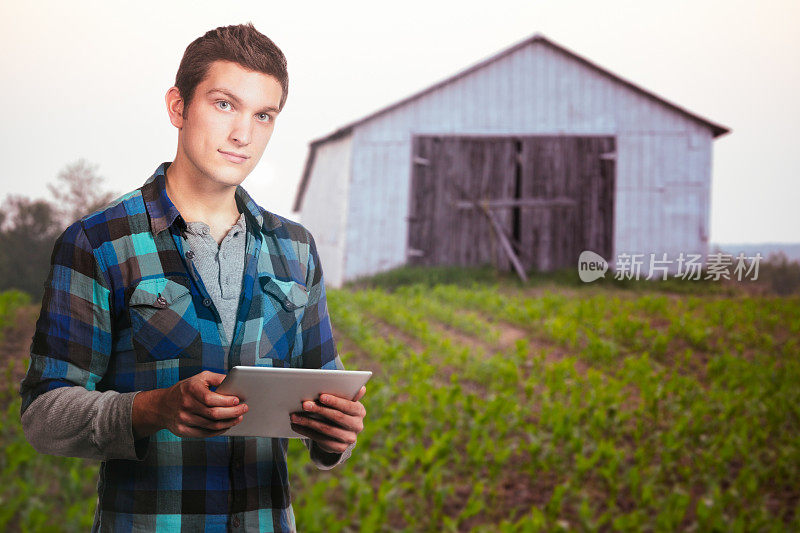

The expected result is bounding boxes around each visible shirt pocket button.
[128,278,199,362]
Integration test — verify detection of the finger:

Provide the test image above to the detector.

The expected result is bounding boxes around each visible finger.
[290,412,356,444]
[190,399,249,421]
[290,423,351,454]
[353,385,367,402]
[199,370,228,387]
[190,380,242,408]
[185,392,248,419]
[318,393,365,417]
[181,411,243,431]
[201,391,242,408]
[301,401,363,432]
[177,423,236,439]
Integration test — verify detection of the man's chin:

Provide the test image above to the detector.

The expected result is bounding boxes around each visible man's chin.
[205,165,250,189]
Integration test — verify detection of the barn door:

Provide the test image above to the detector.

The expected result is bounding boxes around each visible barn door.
[518,136,616,271]
[407,135,615,273]
[407,136,517,268]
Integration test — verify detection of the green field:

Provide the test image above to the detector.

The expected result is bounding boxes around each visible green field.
[1,270,799,531]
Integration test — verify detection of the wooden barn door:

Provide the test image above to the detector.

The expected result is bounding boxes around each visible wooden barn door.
[407,135,615,272]
[407,136,517,269]
[518,136,616,271]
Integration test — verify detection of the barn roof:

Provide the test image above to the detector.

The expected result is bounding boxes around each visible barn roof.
[293,32,731,212]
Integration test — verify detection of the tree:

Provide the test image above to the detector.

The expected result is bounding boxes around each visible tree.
[46,158,118,228]
[0,195,63,299]
[0,159,118,299]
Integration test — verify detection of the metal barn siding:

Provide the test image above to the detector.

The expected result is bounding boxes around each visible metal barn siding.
[296,34,728,284]
[297,133,352,288]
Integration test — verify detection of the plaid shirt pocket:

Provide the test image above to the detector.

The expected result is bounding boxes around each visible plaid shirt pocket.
[257,275,309,365]
[128,277,199,362]
[261,276,309,311]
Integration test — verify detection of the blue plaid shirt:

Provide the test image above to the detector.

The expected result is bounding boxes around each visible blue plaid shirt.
[20,161,347,532]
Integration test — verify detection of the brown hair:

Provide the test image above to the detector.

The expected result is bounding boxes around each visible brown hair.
[175,22,289,115]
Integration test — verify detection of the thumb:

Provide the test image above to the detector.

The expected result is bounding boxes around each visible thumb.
[353,385,367,402]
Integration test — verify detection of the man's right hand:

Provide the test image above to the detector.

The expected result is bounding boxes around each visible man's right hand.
[132,371,248,439]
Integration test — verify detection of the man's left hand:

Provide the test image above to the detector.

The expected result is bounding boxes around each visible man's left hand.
[290,385,367,454]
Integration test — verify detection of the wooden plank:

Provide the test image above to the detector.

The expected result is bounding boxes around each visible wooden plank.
[479,202,528,282]
[408,136,438,265]
[452,197,577,209]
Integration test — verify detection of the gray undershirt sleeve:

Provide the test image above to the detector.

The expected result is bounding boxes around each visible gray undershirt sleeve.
[21,387,144,461]
[304,437,356,470]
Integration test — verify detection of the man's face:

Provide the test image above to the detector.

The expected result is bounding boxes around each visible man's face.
[176,59,283,189]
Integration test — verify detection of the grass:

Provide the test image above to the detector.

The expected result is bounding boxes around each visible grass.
[0,291,99,532]
[344,264,737,296]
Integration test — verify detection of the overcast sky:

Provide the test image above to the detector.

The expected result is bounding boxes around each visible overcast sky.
[1,0,797,244]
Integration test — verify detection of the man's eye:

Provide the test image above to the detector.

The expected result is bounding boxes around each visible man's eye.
[216,101,231,110]
[257,113,271,122]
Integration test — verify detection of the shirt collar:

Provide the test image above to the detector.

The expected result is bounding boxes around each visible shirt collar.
[141,161,282,236]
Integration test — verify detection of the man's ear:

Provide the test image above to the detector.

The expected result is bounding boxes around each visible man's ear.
[165,86,186,129]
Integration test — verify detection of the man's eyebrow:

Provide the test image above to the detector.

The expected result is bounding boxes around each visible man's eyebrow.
[206,88,280,113]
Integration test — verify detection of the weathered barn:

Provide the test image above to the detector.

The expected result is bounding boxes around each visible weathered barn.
[292,32,730,287]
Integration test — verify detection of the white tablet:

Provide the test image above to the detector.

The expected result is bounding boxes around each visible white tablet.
[215,366,372,438]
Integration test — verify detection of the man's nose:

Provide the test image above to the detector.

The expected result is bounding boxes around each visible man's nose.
[230,116,253,145]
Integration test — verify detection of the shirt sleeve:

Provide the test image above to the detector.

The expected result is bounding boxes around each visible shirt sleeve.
[21,387,145,461]
[18,220,143,461]
[297,230,355,469]
[303,437,355,470]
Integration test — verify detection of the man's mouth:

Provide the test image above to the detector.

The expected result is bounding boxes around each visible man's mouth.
[219,150,249,164]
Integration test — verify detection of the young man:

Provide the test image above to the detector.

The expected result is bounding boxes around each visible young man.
[19,23,365,532]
